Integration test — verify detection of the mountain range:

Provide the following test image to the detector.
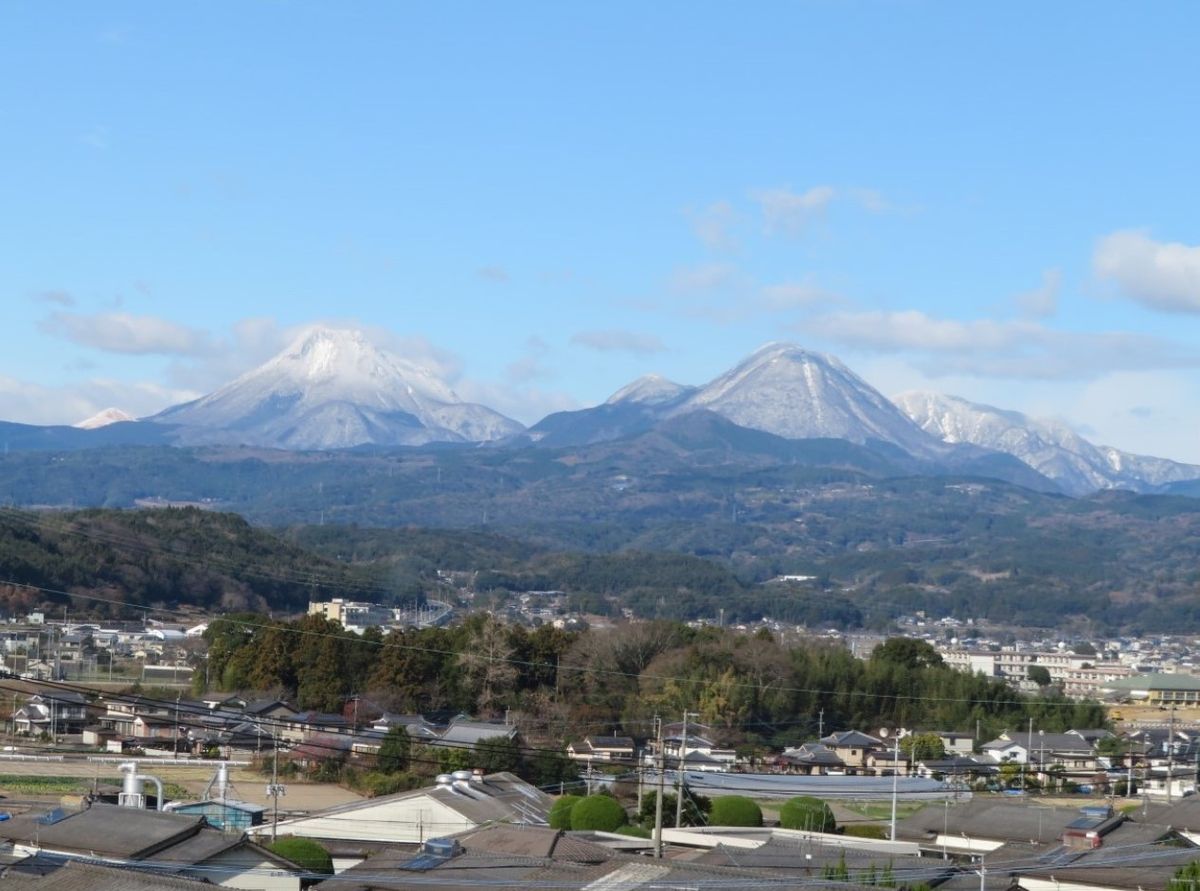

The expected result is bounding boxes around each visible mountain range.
[9,326,1199,496]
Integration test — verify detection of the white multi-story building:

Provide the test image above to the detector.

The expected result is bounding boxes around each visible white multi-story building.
[941,646,1124,699]
[308,599,394,633]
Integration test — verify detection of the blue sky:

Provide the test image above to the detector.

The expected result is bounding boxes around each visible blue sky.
[4,2,1200,460]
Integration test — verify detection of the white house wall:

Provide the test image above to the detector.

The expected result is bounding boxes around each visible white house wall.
[189,849,300,891]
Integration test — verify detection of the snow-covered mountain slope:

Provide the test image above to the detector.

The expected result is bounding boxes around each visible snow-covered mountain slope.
[605,374,695,407]
[152,327,523,449]
[672,343,943,456]
[74,408,136,429]
[894,391,1200,495]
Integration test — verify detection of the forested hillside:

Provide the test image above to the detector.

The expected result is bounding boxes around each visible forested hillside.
[4,476,1200,632]
[202,614,1106,748]
[0,507,397,614]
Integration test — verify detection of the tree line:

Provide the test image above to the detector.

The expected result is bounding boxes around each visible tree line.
[200,615,1106,751]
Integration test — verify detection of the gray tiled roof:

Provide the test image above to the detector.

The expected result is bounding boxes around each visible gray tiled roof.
[0,860,212,890]
[0,806,206,859]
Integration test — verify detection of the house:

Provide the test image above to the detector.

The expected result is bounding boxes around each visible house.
[278,710,350,743]
[0,803,302,891]
[913,754,997,783]
[932,730,975,755]
[567,735,636,763]
[369,713,441,741]
[13,693,90,736]
[647,723,736,772]
[866,748,911,776]
[819,730,883,773]
[1143,766,1197,801]
[258,771,553,852]
[982,730,1097,767]
[436,717,517,749]
[0,860,215,890]
[778,743,845,775]
[894,799,1132,855]
[310,822,946,890]
[242,698,298,721]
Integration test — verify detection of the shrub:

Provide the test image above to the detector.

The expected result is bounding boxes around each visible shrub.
[778,796,836,832]
[269,837,334,875]
[549,794,582,829]
[614,824,651,838]
[709,795,763,827]
[570,794,628,831]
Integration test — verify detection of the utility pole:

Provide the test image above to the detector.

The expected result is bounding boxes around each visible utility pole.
[1020,716,1033,793]
[889,731,900,841]
[818,709,824,740]
[653,715,665,859]
[268,737,286,842]
[1167,704,1177,805]
[675,710,699,828]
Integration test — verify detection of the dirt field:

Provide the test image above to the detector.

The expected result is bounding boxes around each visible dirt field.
[0,758,363,813]
[1111,703,1200,728]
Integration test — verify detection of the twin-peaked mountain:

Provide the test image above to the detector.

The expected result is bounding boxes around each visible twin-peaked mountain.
[531,343,941,458]
[14,327,1199,496]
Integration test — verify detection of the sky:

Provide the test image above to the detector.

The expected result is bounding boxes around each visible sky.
[3,2,1200,460]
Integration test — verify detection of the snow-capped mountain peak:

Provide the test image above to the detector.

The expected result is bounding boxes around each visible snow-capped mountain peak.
[605,374,693,406]
[152,326,522,449]
[74,407,136,429]
[894,390,1200,495]
[673,342,941,455]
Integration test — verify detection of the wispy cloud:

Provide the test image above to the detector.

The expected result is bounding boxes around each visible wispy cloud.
[81,126,112,151]
[759,281,842,311]
[1094,230,1200,313]
[751,185,836,235]
[686,201,739,251]
[32,289,75,307]
[40,311,212,356]
[477,265,509,283]
[803,308,1200,379]
[669,263,740,294]
[1014,269,1061,319]
[570,329,667,356]
[504,336,552,383]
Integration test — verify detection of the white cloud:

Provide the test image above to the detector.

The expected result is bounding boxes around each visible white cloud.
[686,201,739,251]
[40,311,212,356]
[455,379,578,426]
[803,309,1200,379]
[847,187,890,213]
[669,263,739,294]
[1094,229,1200,313]
[0,376,198,426]
[504,336,553,383]
[570,329,667,356]
[759,281,841,311]
[1014,268,1061,319]
[751,185,836,235]
[807,310,1040,353]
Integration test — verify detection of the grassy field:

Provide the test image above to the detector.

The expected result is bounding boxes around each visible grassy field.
[837,800,927,821]
[0,773,190,799]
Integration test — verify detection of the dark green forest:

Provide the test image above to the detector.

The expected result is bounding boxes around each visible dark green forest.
[200,613,1106,749]
[2,494,1200,632]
